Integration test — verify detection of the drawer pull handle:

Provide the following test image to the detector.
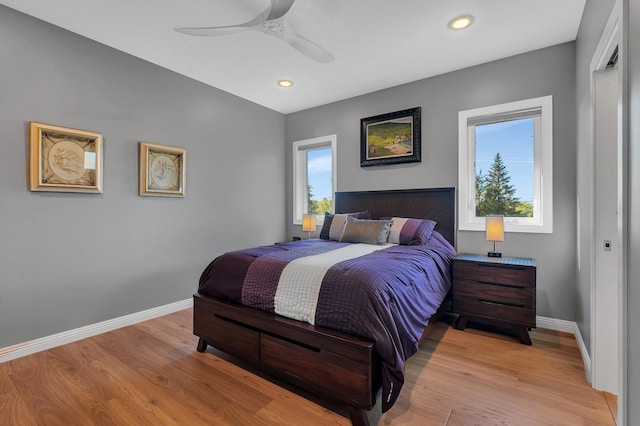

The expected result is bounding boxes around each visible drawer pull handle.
[477,280,524,289]
[215,314,261,332]
[478,298,525,308]
[263,334,320,353]
[283,371,303,381]
[476,263,525,271]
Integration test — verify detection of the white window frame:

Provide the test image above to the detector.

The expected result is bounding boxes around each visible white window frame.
[458,96,553,233]
[292,134,337,225]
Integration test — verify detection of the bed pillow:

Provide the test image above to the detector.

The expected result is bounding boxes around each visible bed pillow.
[319,211,371,240]
[339,217,393,245]
[387,217,437,245]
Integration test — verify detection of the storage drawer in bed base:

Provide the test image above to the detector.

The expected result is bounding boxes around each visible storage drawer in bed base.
[193,307,260,362]
[193,293,376,410]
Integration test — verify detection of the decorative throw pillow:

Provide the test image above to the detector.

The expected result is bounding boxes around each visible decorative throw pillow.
[387,217,437,245]
[339,217,393,245]
[319,211,371,240]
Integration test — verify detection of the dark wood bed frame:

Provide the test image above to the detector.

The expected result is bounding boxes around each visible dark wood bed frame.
[193,187,456,426]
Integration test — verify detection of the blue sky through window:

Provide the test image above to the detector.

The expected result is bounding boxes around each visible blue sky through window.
[475,118,534,203]
[307,148,332,200]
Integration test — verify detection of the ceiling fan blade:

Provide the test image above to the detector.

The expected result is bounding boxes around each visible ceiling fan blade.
[175,0,330,63]
[265,0,296,21]
[175,25,254,37]
[174,5,267,37]
[284,30,334,63]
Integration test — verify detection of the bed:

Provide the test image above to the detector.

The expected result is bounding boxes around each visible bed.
[193,187,456,426]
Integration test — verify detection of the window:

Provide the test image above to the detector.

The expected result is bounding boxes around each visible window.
[293,135,337,225]
[458,96,553,233]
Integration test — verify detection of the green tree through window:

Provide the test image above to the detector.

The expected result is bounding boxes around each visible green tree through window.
[307,184,332,215]
[476,153,532,217]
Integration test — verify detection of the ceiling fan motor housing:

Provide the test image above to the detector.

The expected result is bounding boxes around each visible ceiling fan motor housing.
[263,21,284,35]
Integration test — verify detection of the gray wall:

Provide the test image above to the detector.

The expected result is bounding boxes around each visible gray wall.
[0,6,285,348]
[574,0,616,362]
[626,0,639,422]
[286,43,577,320]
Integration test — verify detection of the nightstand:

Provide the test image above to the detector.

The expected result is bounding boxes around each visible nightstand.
[452,253,536,345]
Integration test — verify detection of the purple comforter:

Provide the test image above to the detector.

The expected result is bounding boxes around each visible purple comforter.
[198,231,455,412]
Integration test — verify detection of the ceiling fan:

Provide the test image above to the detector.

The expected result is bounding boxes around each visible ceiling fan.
[175,0,334,63]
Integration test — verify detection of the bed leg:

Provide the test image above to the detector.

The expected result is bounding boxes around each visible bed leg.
[196,338,208,352]
[346,405,370,426]
[518,326,533,345]
[455,315,468,331]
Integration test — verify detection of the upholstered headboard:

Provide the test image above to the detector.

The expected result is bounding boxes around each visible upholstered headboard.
[334,187,456,247]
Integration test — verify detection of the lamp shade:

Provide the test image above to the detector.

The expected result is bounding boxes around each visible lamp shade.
[302,214,317,232]
[485,215,504,242]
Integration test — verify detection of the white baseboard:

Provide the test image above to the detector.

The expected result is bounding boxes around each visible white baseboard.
[0,298,193,363]
[536,315,577,334]
[537,315,592,383]
[574,324,592,384]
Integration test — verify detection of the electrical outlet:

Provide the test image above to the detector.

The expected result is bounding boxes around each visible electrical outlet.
[604,240,612,251]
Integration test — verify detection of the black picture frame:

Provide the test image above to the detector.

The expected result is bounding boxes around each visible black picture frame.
[360,107,421,167]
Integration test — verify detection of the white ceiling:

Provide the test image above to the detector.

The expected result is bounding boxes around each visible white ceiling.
[1,0,586,114]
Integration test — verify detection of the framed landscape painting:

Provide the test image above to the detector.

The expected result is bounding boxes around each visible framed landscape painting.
[29,122,103,193]
[360,107,421,167]
[139,142,185,197]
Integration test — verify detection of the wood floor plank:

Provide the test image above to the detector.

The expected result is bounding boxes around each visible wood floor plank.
[6,362,98,425]
[0,309,616,426]
[417,324,615,426]
[604,391,618,420]
[88,354,199,425]
[0,369,38,426]
[103,397,177,426]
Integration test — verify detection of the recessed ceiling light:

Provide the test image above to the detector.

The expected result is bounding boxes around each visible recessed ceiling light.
[449,15,473,30]
[278,80,293,87]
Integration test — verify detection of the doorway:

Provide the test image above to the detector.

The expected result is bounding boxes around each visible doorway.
[592,63,618,395]
[589,2,625,423]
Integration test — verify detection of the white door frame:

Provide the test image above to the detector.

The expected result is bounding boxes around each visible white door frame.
[589,1,627,423]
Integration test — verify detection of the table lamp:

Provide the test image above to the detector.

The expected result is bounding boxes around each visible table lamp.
[486,215,504,258]
[302,214,317,240]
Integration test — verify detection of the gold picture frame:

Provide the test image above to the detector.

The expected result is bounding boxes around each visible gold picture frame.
[139,142,185,197]
[29,122,103,193]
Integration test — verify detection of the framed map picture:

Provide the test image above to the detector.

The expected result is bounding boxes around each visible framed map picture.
[29,122,103,193]
[139,142,185,197]
[360,107,421,167]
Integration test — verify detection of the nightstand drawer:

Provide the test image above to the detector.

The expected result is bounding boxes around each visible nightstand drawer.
[453,280,535,326]
[453,261,535,288]
[453,294,535,326]
[453,278,534,306]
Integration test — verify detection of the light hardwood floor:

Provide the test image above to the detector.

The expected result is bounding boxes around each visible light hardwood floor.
[0,309,615,425]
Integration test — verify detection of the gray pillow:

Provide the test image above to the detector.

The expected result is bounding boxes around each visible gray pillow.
[319,211,371,240]
[339,217,393,245]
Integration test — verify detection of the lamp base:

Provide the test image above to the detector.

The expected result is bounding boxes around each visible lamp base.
[487,251,502,258]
